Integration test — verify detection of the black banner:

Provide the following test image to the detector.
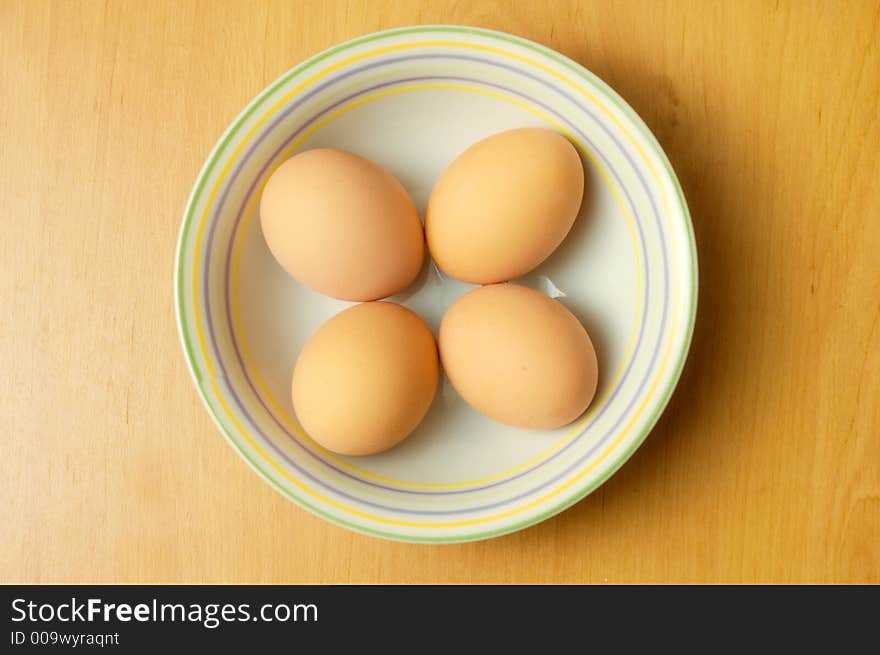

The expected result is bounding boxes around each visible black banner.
[1,586,876,650]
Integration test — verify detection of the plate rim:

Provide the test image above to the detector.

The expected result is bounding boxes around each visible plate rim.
[174,24,698,543]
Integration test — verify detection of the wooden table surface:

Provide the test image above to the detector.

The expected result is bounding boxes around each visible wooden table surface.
[2,0,878,584]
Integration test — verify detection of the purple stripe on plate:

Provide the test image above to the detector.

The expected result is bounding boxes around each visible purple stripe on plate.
[225,73,647,497]
[197,52,668,516]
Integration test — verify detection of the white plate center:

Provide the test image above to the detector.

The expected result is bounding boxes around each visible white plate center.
[235,87,637,485]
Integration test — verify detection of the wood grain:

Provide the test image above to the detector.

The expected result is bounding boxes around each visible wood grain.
[1,0,878,583]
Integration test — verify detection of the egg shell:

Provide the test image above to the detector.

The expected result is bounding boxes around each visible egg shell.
[292,302,439,456]
[439,283,598,430]
[260,149,425,301]
[426,128,584,284]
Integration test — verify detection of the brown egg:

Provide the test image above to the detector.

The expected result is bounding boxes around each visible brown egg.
[292,302,439,456]
[439,284,598,430]
[426,128,584,284]
[260,149,424,301]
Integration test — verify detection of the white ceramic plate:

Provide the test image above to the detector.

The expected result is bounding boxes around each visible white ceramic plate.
[175,26,697,543]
